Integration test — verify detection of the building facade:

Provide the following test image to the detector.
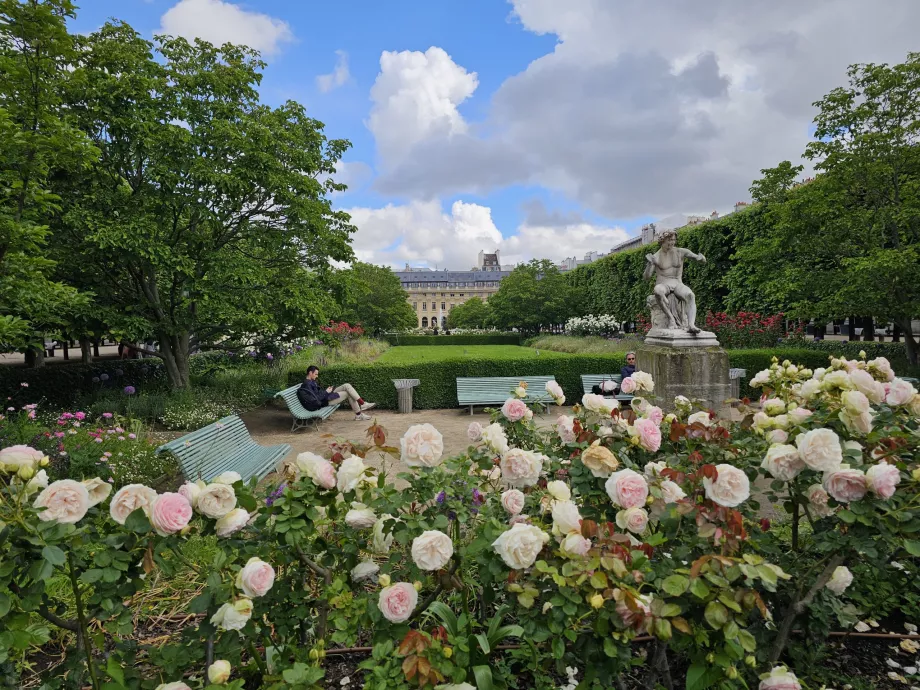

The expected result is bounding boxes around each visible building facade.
[395,251,513,328]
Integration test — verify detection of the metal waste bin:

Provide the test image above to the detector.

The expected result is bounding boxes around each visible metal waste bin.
[393,378,420,414]
[729,368,747,399]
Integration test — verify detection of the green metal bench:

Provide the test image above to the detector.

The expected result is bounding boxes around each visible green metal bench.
[155,415,290,483]
[580,374,634,403]
[456,375,557,415]
[275,384,341,432]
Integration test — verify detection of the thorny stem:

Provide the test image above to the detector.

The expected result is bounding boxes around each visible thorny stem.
[296,547,332,641]
[68,552,101,690]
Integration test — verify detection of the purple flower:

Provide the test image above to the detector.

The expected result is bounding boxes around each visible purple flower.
[471,488,484,506]
[265,483,287,506]
[266,353,274,361]
[448,511,457,521]
[436,491,446,504]
[115,369,124,377]
[124,386,136,395]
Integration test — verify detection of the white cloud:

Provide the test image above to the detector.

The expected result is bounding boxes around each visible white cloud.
[371,1,920,219]
[368,47,479,168]
[343,199,627,269]
[317,50,351,93]
[159,0,293,57]
[329,160,373,196]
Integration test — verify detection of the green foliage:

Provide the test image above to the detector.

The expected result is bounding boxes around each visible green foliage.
[488,260,578,335]
[334,262,418,335]
[382,333,521,346]
[447,297,492,329]
[378,345,554,364]
[526,335,644,354]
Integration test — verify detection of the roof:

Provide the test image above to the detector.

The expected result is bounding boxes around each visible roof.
[394,269,513,282]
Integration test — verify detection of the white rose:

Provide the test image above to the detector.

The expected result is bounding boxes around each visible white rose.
[839,409,874,435]
[336,456,367,493]
[795,428,843,472]
[235,557,275,598]
[806,484,834,518]
[480,423,509,455]
[644,461,667,478]
[491,523,550,570]
[33,479,91,524]
[822,370,852,391]
[674,395,692,413]
[467,422,483,442]
[208,660,232,685]
[758,666,801,690]
[826,565,853,595]
[750,369,771,388]
[295,452,337,490]
[155,683,192,690]
[0,445,44,472]
[581,393,618,415]
[178,481,202,508]
[411,530,454,570]
[212,471,241,485]
[788,407,813,425]
[687,411,712,427]
[868,356,895,381]
[849,369,885,404]
[345,503,377,529]
[702,464,750,508]
[372,514,396,554]
[215,508,250,537]
[631,371,655,392]
[501,489,525,515]
[545,380,565,404]
[763,398,785,415]
[559,532,592,558]
[752,411,773,431]
[82,477,112,507]
[909,393,920,418]
[546,480,571,502]
[401,424,444,468]
[799,378,823,400]
[659,480,686,504]
[196,483,237,519]
[499,448,544,488]
[514,385,528,399]
[551,500,582,535]
[351,560,380,582]
[109,483,158,525]
[615,507,649,534]
[210,599,253,631]
[25,469,49,495]
[761,444,805,482]
[841,390,870,416]
[556,415,576,443]
[813,367,827,380]
[887,378,918,407]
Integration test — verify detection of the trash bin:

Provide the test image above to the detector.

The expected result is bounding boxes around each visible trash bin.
[392,379,420,414]
[729,368,747,399]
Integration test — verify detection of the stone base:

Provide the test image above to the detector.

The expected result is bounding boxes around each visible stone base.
[644,328,720,348]
[637,344,732,411]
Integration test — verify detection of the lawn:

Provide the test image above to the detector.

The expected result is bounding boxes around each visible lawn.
[376,344,569,363]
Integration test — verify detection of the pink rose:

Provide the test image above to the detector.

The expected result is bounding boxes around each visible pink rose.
[150,492,193,536]
[467,422,483,442]
[236,557,276,597]
[620,376,637,394]
[556,415,576,443]
[378,582,418,623]
[866,461,900,499]
[632,418,661,452]
[643,406,664,426]
[616,507,649,534]
[501,489,525,515]
[501,398,528,423]
[806,484,834,518]
[787,407,813,425]
[886,378,917,406]
[499,448,544,488]
[766,429,789,444]
[605,469,649,509]
[823,467,868,503]
[560,532,592,558]
[33,479,90,524]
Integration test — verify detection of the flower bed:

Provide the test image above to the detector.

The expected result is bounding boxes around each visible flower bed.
[383,334,522,346]
[2,352,919,689]
[704,312,790,349]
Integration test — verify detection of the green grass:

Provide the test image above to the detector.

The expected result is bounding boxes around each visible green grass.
[525,334,645,354]
[377,345,568,363]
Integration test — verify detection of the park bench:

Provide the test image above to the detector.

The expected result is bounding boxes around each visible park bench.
[275,384,341,432]
[580,374,634,403]
[155,415,290,483]
[456,375,557,415]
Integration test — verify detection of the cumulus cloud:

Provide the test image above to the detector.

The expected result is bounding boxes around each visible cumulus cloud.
[370,0,920,218]
[317,50,351,93]
[343,199,627,269]
[159,0,293,57]
[329,160,373,197]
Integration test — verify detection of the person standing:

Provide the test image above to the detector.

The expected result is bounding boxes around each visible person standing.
[297,366,376,420]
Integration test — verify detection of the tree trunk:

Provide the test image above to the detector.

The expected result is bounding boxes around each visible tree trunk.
[80,338,93,363]
[847,315,858,341]
[862,317,875,342]
[897,318,918,366]
[893,322,902,343]
[24,347,45,368]
[93,340,100,358]
[158,331,191,389]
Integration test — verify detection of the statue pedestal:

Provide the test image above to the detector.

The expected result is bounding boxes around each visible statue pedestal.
[637,342,732,411]
[644,327,720,348]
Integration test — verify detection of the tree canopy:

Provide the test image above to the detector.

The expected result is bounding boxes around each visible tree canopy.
[447,297,491,329]
[334,262,417,334]
[488,260,577,335]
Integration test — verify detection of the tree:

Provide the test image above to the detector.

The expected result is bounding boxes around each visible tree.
[447,297,491,329]
[334,262,417,334]
[53,23,355,387]
[487,260,577,335]
[0,0,91,357]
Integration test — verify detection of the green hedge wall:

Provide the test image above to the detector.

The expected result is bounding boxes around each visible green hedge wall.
[785,339,917,374]
[382,334,521,346]
[0,360,167,408]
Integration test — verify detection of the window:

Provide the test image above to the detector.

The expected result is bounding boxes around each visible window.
[413,302,417,309]
[450,293,455,297]
[432,302,437,309]
[422,303,427,310]
[460,293,464,297]
[441,302,446,310]
[421,317,428,327]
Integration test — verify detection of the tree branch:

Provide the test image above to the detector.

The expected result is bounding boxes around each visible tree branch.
[37,604,79,632]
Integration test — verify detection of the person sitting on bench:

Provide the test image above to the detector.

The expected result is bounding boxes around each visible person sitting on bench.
[297,366,375,420]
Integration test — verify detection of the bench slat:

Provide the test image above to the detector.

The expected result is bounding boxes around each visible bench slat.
[456,376,556,409]
[581,374,633,402]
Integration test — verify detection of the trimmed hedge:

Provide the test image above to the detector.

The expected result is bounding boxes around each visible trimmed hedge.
[785,339,917,372]
[0,359,167,408]
[382,334,521,346]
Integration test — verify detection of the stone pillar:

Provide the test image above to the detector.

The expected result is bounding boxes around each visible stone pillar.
[637,344,732,411]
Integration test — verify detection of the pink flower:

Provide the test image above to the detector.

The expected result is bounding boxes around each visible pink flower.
[643,406,664,426]
[605,469,649,509]
[616,507,649,534]
[560,532,592,557]
[501,398,529,423]
[886,378,917,406]
[128,433,136,439]
[823,467,868,503]
[378,582,418,623]
[75,412,86,420]
[501,489,525,515]
[467,422,483,442]
[766,429,788,444]
[102,412,113,419]
[620,376,637,394]
[150,492,193,536]
[33,480,91,524]
[632,418,661,452]
[236,557,276,597]
[866,461,900,499]
[616,592,651,630]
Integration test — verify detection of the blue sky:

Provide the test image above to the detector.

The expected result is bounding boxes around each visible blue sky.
[68,0,920,269]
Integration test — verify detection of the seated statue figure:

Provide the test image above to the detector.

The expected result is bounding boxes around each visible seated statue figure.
[642,229,707,333]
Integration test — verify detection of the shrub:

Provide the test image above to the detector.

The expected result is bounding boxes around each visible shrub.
[526,335,644,355]
[382,333,522,346]
[159,397,235,430]
[704,312,790,349]
[564,314,621,337]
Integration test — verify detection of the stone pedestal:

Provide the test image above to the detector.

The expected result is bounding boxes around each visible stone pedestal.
[637,344,732,411]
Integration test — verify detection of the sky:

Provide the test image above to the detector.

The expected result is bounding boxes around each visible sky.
[71,0,920,270]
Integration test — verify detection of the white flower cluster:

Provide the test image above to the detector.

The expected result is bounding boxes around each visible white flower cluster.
[564,314,621,337]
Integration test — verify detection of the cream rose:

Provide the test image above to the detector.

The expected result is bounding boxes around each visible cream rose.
[795,428,843,472]
[177,481,202,508]
[208,660,232,685]
[766,429,789,444]
[336,456,367,493]
[196,483,237,519]
[887,378,918,406]
[560,532,592,558]
[236,557,275,597]
[806,484,834,518]
[868,356,895,381]
[763,398,786,415]
[581,393,617,415]
[703,464,750,508]
[400,424,445,468]
[866,461,900,499]
[82,477,112,507]
[109,483,158,525]
[687,411,712,427]
[155,683,192,690]
[480,423,510,455]
[378,582,418,623]
[545,380,565,405]
[674,395,692,413]
[616,507,649,534]
[839,409,874,435]
[499,448,543,488]
[0,444,44,473]
[492,523,550,570]
[822,369,852,391]
[644,461,666,478]
[842,390,871,417]
[215,508,250,537]
[799,378,822,400]
[372,514,396,554]
[581,441,619,478]
[296,452,337,490]
[467,422,483,442]
[212,471,241,485]
[33,479,91,524]
[849,369,885,404]
[411,530,454,571]
[659,480,686,504]
[631,371,654,392]
[909,393,920,417]
[551,500,582,535]
[546,480,571,502]
[822,466,867,503]
[761,444,805,482]
[345,504,377,529]
[605,469,649,509]
[149,492,193,536]
[210,598,253,631]
[826,565,853,595]
[501,489,525,515]
[758,665,802,690]
[351,560,380,582]
[788,407,813,425]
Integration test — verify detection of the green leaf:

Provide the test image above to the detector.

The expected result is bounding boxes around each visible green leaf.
[551,636,565,659]
[475,633,490,655]
[81,569,104,584]
[0,592,10,618]
[41,545,66,567]
[904,540,920,557]
[106,656,125,686]
[837,510,857,524]
[188,592,212,614]
[686,663,720,690]
[689,577,711,600]
[738,629,757,652]
[473,665,494,690]
[124,508,151,534]
[662,574,690,596]
[704,601,729,630]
